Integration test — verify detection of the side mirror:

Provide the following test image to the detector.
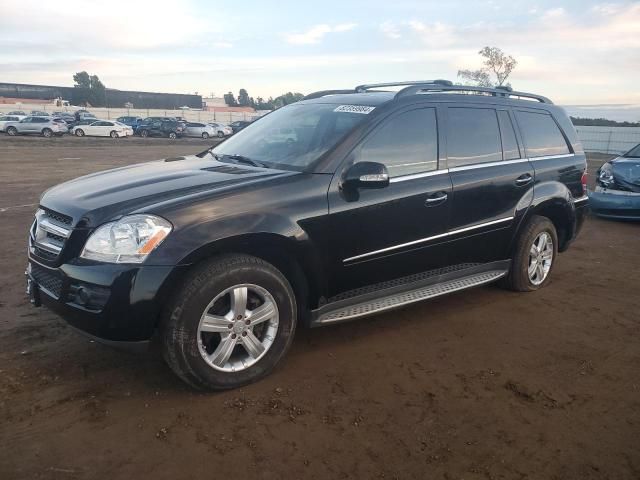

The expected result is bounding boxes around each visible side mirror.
[342,162,390,190]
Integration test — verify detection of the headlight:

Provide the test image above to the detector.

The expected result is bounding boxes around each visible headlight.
[598,164,614,187]
[80,214,172,264]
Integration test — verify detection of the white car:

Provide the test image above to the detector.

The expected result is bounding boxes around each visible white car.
[207,122,233,137]
[0,114,26,132]
[71,120,132,138]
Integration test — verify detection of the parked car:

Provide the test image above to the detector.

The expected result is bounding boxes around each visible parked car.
[5,116,68,137]
[137,119,184,139]
[74,110,96,122]
[229,120,252,133]
[52,112,75,123]
[183,122,217,139]
[207,122,233,137]
[265,127,297,144]
[7,110,26,116]
[30,110,50,116]
[116,116,143,132]
[589,143,640,220]
[25,80,588,390]
[0,114,26,131]
[71,120,132,138]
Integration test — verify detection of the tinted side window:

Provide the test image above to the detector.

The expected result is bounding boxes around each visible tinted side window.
[446,108,501,167]
[515,111,570,157]
[497,110,520,160]
[356,108,438,178]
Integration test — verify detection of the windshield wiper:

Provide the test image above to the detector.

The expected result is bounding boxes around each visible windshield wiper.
[223,154,268,168]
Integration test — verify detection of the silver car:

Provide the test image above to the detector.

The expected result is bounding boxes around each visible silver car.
[183,122,216,139]
[4,116,68,137]
[0,114,26,132]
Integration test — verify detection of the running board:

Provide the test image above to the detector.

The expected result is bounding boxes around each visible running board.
[311,265,508,326]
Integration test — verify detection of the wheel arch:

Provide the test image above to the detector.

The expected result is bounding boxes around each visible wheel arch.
[514,181,577,253]
[169,232,324,326]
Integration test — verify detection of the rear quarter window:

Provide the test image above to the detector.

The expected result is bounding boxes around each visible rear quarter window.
[515,111,570,158]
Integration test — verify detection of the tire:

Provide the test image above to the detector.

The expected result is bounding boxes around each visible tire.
[140,129,149,138]
[75,129,85,137]
[42,128,53,138]
[501,215,558,292]
[168,132,177,139]
[110,130,118,138]
[6,126,17,136]
[161,254,297,391]
[201,132,209,139]
[217,131,224,138]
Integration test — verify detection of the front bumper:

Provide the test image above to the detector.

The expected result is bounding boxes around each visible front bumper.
[26,257,189,342]
[588,187,640,220]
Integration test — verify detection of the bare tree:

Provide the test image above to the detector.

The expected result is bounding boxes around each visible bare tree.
[458,47,517,87]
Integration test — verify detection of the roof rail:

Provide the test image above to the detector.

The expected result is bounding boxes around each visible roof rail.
[303,89,356,100]
[354,79,452,93]
[394,83,552,104]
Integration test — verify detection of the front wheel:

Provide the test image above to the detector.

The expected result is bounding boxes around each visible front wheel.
[140,129,149,137]
[201,132,209,139]
[110,130,119,138]
[168,132,177,139]
[42,128,53,138]
[6,126,17,136]
[502,215,558,292]
[161,254,297,390]
[217,131,224,138]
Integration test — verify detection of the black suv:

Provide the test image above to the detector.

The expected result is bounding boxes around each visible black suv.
[26,81,588,390]
[229,120,252,133]
[137,119,184,139]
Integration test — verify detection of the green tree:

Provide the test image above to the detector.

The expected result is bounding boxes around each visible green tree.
[72,71,107,106]
[458,47,517,88]
[223,91,238,106]
[238,88,250,106]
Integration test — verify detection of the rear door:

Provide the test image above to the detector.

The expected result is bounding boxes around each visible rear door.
[328,106,452,296]
[445,105,533,264]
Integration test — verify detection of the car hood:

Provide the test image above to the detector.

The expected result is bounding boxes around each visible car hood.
[40,154,296,227]
[612,157,640,191]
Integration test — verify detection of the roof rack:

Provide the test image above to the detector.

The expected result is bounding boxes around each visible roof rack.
[354,79,453,93]
[303,81,552,104]
[303,89,356,100]
[394,82,552,104]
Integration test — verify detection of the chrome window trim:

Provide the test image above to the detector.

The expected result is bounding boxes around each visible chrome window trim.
[389,169,449,183]
[388,154,576,183]
[343,216,514,263]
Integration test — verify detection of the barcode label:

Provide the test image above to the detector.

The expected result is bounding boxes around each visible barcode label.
[334,105,376,114]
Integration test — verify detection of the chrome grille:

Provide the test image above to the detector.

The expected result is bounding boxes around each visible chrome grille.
[29,208,73,260]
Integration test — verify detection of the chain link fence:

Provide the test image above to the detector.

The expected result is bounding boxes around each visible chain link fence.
[575,126,640,154]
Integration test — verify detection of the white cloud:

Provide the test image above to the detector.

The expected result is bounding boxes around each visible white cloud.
[284,23,357,45]
[380,22,401,39]
[212,42,233,49]
[542,7,566,20]
[408,21,456,47]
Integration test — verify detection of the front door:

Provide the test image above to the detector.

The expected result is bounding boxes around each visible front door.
[328,106,452,297]
[444,105,534,263]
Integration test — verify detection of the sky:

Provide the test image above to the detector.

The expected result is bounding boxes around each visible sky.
[1,0,639,107]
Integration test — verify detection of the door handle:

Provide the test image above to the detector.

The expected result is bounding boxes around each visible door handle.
[425,191,448,206]
[515,173,533,186]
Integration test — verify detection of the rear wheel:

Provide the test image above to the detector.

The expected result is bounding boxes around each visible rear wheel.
[140,129,149,137]
[110,130,118,138]
[42,128,53,138]
[217,131,224,138]
[502,215,558,292]
[6,126,17,136]
[201,132,209,139]
[161,254,297,390]
[168,132,177,139]
[75,129,85,137]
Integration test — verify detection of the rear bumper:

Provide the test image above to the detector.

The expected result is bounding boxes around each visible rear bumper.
[27,257,189,342]
[588,188,640,220]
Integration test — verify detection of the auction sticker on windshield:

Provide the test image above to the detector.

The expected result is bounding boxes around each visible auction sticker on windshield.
[334,105,376,114]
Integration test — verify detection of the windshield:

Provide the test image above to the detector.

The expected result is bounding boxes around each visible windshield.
[624,144,640,158]
[211,103,371,171]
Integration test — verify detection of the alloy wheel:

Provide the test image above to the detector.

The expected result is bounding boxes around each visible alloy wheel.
[197,284,279,372]
[528,231,553,285]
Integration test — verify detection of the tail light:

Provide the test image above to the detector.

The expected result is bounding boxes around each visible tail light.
[581,170,588,195]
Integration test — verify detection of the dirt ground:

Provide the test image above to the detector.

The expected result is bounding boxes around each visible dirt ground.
[0,137,638,480]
